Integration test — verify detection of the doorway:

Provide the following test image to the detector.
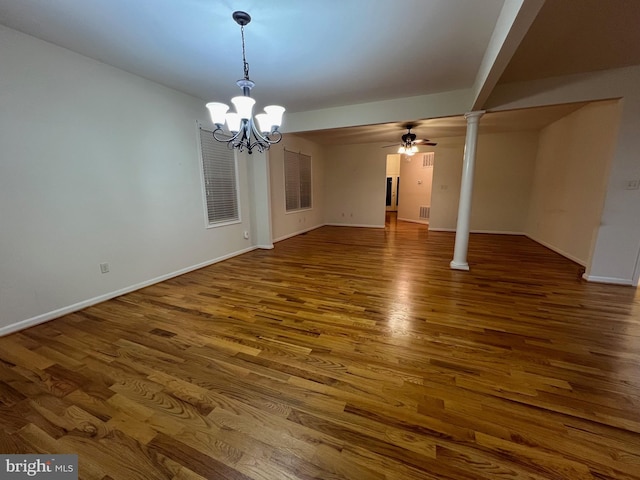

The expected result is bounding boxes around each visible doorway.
[386,176,400,211]
[388,152,434,224]
[385,154,401,212]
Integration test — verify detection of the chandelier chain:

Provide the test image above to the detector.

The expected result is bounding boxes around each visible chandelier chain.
[240,25,250,80]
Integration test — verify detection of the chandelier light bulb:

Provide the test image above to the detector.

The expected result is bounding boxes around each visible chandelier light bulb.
[231,96,256,120]
[254,113,270,134]
[264,105,285,129]
[225,113,242,133]
[206,102,229,126]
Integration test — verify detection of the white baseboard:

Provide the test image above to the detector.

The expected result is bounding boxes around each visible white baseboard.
[426,227,455,232]
[324,223,385,228]
[397,217,429,225]
[582,274,634,286]
[428,227,525,235]
[273,224,325,244]
[474,229,525,235]
[0,245,258,338]
[525,234,586,267]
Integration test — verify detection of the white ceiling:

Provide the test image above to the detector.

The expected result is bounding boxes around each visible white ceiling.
[1,0,639,144]
[0,0,503,113]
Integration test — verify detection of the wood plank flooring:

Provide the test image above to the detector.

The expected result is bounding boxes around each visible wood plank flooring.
[1,216,640,479]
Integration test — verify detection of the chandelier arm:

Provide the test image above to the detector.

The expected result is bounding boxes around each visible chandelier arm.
[213,127,253,153]
[251,122,283,146]
[246,122,267,154]
[212,127,243,144]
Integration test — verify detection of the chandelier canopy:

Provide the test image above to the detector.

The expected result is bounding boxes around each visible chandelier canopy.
[206,11,285,154]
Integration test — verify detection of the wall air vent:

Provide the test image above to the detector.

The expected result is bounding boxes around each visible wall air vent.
[419,206,431,219]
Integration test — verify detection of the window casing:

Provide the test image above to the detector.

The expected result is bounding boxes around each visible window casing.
[199,127,240,227]
[284,149,312,212]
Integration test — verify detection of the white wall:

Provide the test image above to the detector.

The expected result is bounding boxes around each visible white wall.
[473,131,538,232]
[0,26,255,333]
[269,134,325,242]
[487,65,640,285]
[246,150,273,249]
[397,153,434,223]
[386,154,401,177]
[525,101,622,266]
[430,140,466,230]
[430,131,538,233]
[324,143,387,227]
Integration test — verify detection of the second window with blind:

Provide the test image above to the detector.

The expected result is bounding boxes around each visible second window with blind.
[284,149,312,212]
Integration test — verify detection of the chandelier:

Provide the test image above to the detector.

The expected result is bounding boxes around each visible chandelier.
[206,11,285,154]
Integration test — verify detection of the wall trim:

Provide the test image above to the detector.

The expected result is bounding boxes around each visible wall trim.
[428,229,590,267]
[398,217,429,225]
[428,228,525,235]
[273,224,325,244]
[429,229,636,285]
[582,274,634,286]
[324,223,385,228]
[0,246,258,338]
[524,234,587,267]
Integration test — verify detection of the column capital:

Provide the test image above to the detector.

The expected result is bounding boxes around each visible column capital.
[464,110,486,122]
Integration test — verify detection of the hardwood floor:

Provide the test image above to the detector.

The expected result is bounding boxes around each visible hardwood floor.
[1,216,640,479]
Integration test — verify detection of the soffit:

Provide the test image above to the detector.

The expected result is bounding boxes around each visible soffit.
[499,0,640,84]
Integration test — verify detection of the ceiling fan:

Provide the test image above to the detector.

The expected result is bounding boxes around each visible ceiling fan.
[383,124,437,156]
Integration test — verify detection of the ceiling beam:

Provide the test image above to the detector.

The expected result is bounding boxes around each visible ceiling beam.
[282,89,473,135]
[470,0,545,111]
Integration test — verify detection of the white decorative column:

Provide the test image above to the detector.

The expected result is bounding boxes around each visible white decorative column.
[450,111,485,271]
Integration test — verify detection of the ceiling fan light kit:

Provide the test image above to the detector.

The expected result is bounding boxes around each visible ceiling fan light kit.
[383,124,437,156]
[398,144,419,156]
[205,11,285,154]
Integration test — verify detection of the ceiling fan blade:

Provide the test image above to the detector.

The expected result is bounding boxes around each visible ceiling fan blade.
[382,143,400,148]
[413,139,438,146]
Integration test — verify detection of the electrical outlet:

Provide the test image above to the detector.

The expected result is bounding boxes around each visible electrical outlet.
[625,179,640,190]
[100,262,109,274]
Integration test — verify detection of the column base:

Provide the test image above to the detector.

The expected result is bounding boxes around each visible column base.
[450,260,470,271]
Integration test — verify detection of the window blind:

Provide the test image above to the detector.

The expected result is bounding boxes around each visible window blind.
[199,128,239,225]
[284,149,312,212]
[299,153,312,209]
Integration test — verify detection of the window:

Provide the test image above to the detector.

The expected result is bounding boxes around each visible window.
[284,149,312,212]
[199,127,240,226]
